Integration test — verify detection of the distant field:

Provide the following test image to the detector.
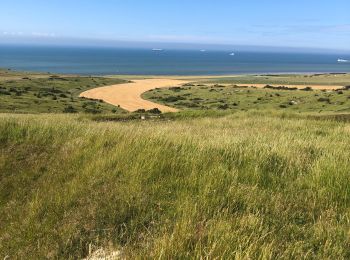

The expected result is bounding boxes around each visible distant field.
[197,73,350,86]
[143,83,350,114]
[1,112,350,259]
[0,69,126,114]
[108,73,350,86]
[2,70,350,114]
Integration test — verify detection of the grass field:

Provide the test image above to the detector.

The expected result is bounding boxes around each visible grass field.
[1,112,350,259]
[143,83,350,113]
[1,70,350,258]
[108,72,350,86]
[198,73,350,86]
[0,70,126,114]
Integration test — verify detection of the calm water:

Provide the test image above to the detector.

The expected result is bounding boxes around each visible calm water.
[0,45,349,75]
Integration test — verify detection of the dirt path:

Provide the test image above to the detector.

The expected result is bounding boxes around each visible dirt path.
[80,79,189,112]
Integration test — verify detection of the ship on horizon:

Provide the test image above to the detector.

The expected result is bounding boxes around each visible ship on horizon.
[337,58,349,63]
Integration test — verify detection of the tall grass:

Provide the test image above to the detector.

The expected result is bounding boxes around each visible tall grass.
[1,112,350,259]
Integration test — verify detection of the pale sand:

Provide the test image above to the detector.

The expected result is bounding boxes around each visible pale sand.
[79,79,189,112]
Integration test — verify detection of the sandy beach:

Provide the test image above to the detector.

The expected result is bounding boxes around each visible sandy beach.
[79,79,189,112]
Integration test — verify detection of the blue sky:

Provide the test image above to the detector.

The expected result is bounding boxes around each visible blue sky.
[1,0,350,51]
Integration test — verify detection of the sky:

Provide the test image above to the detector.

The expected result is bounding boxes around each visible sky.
[0,0,350,51]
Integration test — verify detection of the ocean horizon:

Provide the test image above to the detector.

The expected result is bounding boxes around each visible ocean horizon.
[0,45,349,75]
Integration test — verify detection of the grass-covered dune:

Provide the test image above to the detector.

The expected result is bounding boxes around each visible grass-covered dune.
[1,112,350,259]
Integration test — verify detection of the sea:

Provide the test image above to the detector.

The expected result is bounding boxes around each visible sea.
[0,45,349,75]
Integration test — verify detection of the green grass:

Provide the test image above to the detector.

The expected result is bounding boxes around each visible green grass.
[143,84,350,113]
[198,73,350,86]
[0,72,127,114]
[1,112,350,259]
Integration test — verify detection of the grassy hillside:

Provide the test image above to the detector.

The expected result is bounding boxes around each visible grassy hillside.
[143,84,350,113]
[0,71,126,114]
[1,112,350,259]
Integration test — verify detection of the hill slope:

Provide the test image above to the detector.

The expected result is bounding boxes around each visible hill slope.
[1,112,350,258]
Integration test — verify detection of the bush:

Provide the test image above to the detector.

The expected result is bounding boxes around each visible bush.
[318,97,331,103]
[264,85,298,91]
[301,87,313,91]
[218,104,229,110]
[134,109,146,113]
[162,96,186,102]
[0,89,11,95]
[63,105,77,113]
[190,98,203,102]
[84,108,101,114]
[169,87,184,92]
[147,108,162,114]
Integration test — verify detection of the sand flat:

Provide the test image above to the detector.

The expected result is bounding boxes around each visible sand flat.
[80,79,189,112]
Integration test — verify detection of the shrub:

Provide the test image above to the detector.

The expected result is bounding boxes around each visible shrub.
[0,89,11,95]
[190,98,203,101]
[318,97,331,103]
[213,84,225,88]
[264,85,298,91]
[218,104,229,110]
[169,87,184,92]
[63,105,77,113]
[162,96,186,102]
[301,87,313,91]
[147,108,162,114]
[84,108,101,114]
[187,103,200,108]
